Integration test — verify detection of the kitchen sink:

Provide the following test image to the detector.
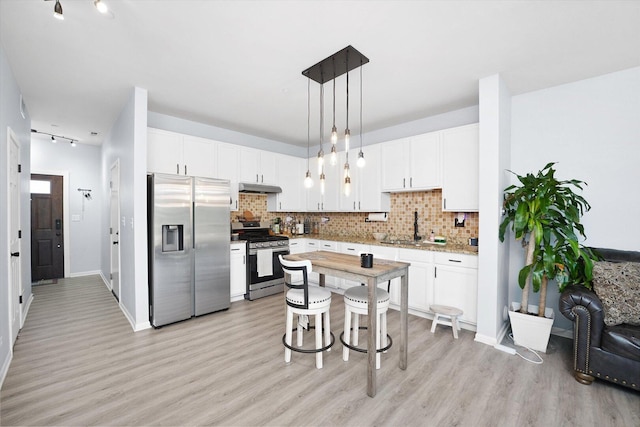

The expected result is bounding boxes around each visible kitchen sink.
[380,240,446,247]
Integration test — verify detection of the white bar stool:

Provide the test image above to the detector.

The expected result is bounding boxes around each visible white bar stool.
[280,255,334,369]
[430,304,463,339]
[341,286,391,370]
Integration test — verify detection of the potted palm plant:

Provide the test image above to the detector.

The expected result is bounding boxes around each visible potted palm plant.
[499,162,595,352]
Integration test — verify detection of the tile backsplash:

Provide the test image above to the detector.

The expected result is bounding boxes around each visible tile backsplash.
[232,190,478,244]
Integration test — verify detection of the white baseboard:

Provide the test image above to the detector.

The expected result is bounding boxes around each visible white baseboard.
[68,270,103,278]
[98,272,111,289]
[21,293,34,326]
[120,303,151,332]
[474,333,497,346]
[0,346,12,390]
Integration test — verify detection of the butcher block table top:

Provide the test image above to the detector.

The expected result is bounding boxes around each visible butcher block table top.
[284,251,410,397]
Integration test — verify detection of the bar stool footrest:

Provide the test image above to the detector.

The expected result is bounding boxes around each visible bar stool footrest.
[283,326,335,354]
[339,326,392,354]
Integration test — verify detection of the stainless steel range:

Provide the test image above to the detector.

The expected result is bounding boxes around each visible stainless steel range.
[232,221,289,300]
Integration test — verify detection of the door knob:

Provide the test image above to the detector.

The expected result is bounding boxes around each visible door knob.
[11,251,19,257]
[113,241,119,245]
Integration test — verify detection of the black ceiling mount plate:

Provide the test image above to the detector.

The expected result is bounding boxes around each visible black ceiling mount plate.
[302,45,369,84]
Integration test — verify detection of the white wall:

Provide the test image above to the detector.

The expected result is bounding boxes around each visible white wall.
[0,45,32,387]
[101,87,149,331]
[509,66,640,331]
[31,138,102,275]
[476,74,511,346]
[148,105,479,158]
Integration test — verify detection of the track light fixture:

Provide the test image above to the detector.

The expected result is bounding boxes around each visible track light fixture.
[301,45,369,197]
[94,0,108,14]
[33,129,78,147]
[45,0,110,20]
[53,0,64,20]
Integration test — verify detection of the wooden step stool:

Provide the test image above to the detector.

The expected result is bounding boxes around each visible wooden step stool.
[430,304,463,339]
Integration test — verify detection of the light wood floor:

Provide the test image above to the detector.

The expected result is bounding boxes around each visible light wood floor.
[1,275,638,426]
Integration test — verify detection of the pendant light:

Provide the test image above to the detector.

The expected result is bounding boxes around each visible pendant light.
[94,0,108,14]
[53,0,64,20]
[317,83,325,175]
[301,46,369,198]
[344,64,350,152]
[319,83,326,195]
[330,73,338,166]
[304,80,313,189]
[357,64,366,168]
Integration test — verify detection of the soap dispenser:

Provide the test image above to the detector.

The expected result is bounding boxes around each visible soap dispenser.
[429,230,435,242]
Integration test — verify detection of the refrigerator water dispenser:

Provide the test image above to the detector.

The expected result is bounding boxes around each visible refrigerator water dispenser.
[162,225,184,252]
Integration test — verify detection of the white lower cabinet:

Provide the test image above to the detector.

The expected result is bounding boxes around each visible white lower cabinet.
[288,238,306,255]
[398,249,435,313]
[230,242,247,302]
[338,242,371,290]
[433,252,478,324]
[369,245,400,305]
[317,240,339,288]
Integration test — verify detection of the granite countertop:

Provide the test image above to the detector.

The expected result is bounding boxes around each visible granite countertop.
[287,233,478,255]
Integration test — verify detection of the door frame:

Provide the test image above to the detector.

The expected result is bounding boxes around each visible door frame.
[31,169,70,277]
[7,127,22,340]
[110,159,121,300]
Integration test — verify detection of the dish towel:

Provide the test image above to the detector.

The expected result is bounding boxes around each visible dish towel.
[257,248,273,277]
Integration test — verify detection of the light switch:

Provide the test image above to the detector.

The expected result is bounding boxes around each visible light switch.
[121,216,126,226]
[130,217,134,229]
[71,214,81,222]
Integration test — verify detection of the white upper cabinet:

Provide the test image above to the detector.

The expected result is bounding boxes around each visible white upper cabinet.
[216,142,240,211]
[339,144,390,212]
[182,135,217,178]
[441,124,479,212]
[267,154,305,212]
[306,156,340,211]
[148,128,216,178]
[381,138,409,191]
[381,132,441,192]
[239,147,277,185]
[410,132,442,189]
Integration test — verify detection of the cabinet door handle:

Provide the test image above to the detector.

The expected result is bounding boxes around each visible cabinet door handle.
[11,251,19,257]
[235,200,238,209]
[243,255,245,264]
[443,198,447,210]
[353,201,356,210]
[231,248,241,251]
[403,178,405,188]
[358,201,361,210]
[448,259,462,263]
[410,177,413,187]
[261,174,264,183]
[321,202,324,210]
[185,165,187,175]
[176,164,179,175]
[279,202,281,210]
[317,202,320,210]
[256,174,259,183]
[434,266,437,278]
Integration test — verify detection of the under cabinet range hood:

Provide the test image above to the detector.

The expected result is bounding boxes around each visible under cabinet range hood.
[238,182,282,194]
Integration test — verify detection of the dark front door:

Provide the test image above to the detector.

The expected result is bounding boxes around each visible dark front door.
[31,174,64,281]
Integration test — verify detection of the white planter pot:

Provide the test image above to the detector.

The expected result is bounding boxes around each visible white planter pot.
[508,302,554,353]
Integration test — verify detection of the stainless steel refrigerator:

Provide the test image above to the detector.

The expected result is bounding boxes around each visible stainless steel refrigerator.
[148,173,230,327]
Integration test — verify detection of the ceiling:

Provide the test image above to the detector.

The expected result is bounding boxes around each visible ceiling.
[1,1,639,148]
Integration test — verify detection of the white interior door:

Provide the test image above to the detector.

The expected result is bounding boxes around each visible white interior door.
[8,128,22,342]
[110,160,121,301]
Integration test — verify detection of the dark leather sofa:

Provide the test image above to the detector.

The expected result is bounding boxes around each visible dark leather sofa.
[559,248,640,391]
